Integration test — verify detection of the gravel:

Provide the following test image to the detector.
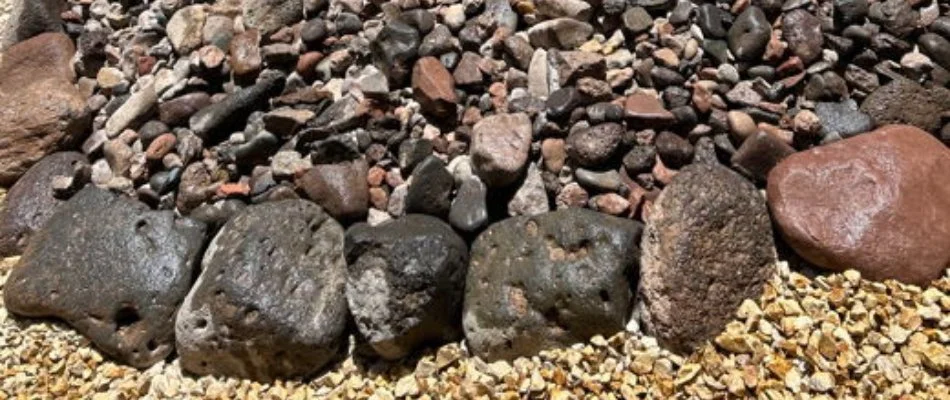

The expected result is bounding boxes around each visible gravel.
[2,198,946,400]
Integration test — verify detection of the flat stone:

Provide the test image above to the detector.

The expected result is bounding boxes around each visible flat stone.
[176,200,346,380]
[638,164,775,354]
[767,125,950,285]
[624,93,675,123]
[464,209,643,361]
[345,215,468,360]
[4,187,207,368]
[0,33,89,187]
[167,5,207,55]
[783,10,823,64]
[0,152,87,256]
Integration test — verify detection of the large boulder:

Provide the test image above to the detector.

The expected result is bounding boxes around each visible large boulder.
[768,125,950,285]
[0,0,64,51]
[0,152,87,256]
[463,209,643,361]
[345,215,469,359]
[638,164,775,354]
[3,187,207,368]
[176,200,348,380]
[0,33,90,187]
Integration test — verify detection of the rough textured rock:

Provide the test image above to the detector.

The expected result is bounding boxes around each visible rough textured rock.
[767,125,950,285]
[638,164,775,354]
[0,33,90,187]
[0,152,87,256]
[464,209,643,361]
[860,79,950,133]
[176,200,348,380]
[345,215,469,360]
[0,0,64,51]
[412,57,458,119]
[295,159,369,222]
[470,113,533,188]
[3,187,207,368]
[241,0,304,36]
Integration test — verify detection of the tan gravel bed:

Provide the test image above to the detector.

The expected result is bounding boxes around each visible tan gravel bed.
[0,246,946,399]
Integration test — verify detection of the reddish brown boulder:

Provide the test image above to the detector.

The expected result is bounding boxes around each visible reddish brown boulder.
[412,57,458,118]
[767,125,950,285]
[0,33,90,187]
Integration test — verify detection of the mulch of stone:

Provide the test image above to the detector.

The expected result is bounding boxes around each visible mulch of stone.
[2,244,947,399]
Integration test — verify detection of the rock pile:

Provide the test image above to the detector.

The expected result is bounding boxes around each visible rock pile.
[0,0,948,388]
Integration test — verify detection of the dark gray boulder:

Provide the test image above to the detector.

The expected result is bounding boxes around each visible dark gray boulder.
[0,152,87,256]
[345,215,469,359]
[637,164,775,354]
[3,186,207,368]
[175,200,348,381]
[463,209,643,361]
[0,0,64,51]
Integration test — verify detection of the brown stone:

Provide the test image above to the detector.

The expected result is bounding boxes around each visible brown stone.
[229,29,263,77]
[731,131,796,183]
[145,133,178,162]
[412,57,458,118]
[295,159,369,222]
[767,125,950,285]
[0,33,90,187]
[624,93,675,123]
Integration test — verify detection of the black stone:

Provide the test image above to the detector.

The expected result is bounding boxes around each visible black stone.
[405,156,454,218]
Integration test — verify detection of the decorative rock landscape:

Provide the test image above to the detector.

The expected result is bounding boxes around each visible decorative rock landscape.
[0,0,948,397]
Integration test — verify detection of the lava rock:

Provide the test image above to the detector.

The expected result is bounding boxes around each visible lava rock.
[654,131,694,169]
[176,200,347,380]
[860,79,950,133]
[464,209,643,361]
[638,164,775,354]
[0,152,87,256]
[783,10,823,64]
[471,113,533,187]
[768,125,950,285]
[566,123,624,167]
[345,215,469,359]
[0,33,90,187]
[4,187,207,368]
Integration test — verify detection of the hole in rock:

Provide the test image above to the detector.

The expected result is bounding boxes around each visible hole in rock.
[147,339,158,351]
[114,306,141,330]
[599,290,610,303]
[196,318,208,329]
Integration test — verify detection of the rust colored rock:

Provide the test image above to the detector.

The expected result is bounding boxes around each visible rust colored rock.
[229,29,263,77]
[0,33,90,187]
[624,93,674,124]
[295,159,369,222]
[412,57,458,118]
[767,125,950,285]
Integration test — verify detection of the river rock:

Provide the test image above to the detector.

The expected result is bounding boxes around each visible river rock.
[728,7,770,61]
[176,200,347,380]
[463,209,643,361]
[638,164,775,354]
[0,152,87,256]
[0,33,89,187]
[189,73,285,141]
[449,177,489,233]
[3,187,207,368]
[345,215,469,359]
[767,125,950,285]
[471,113,533,187]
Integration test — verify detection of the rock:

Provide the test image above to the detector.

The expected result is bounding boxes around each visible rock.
[296,159,369,222]
[503,35,535,71]
[728,7,770,61]
[344,215,469,359]
[242,0,304,36]
[731,131,796,183]
[371,20,420,85]
[622,7,653,35]
[167,5,207,55]
[566,123,624,167]
[727,110,757,142]
[535,0,592,21]
[654,131,693,169]
[0,152,87,256]
[638,164,775,354]
[528,49,550,98]
[767,125,950,285]
[0,33,89,187]
[453,52,483,87]
[623,146,657,174]
[176,200,347,380]
[4,187,206,368]
[783,10,823,64]
[463,209,643,361]
[190,73,285,141]
[815,99,873,139]
[574,168,623,192]
[527,18,593,50]
[508,163,550,217]
[546,87,586,119]
[0,0,63,51]
[624,93,675,123]
[412,57,458,119]
[229,29,262,77]
[550,50,605,86]
[159,92,212,127]
[697,4,728,38]
[868,0,918,38]
[919,33,950,71]
[449,177,488,233]
[471,113,533,188]
[834,0,869,27]
[860,79,950,133]
[406,156,454,218]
